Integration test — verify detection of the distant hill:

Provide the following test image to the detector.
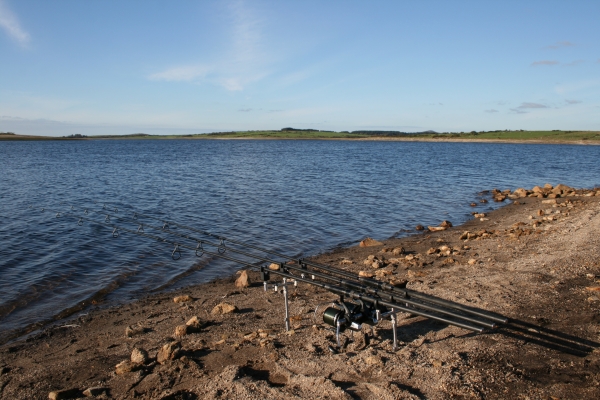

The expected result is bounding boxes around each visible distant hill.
[350,130,437,136]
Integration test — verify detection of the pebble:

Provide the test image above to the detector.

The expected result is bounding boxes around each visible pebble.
[82,387,109,397]
[48,389,81,400]
[131,348,149,364]
[211,302,238,315]
[173,295,193,303]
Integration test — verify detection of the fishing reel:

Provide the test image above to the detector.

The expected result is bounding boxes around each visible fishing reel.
[320,299,399,350]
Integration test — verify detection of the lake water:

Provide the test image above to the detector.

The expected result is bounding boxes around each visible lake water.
[1,139,599,343]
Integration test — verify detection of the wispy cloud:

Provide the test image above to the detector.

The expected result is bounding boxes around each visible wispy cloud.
[563,59,585,67]
[148,0,270,91]
[238,108,252,112]
[148,65,211,82]
[531,60,559,67]
[510,108,528,114]
[544,41,575,50]
[0,0,30,47]
[484,109,498,113]
[517,102,548,109]
[565,99,582,105]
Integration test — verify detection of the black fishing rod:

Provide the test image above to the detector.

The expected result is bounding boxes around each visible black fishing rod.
[83,200,507,325]
[35,202,507,350]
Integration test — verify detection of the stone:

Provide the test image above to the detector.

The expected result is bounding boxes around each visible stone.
[131,348,149,364]
[389,278,408,288]
[339,258,353,265]
[365,355,383,365]
[392,247,405,256]
[405,254,415,261]
[115,360,136,375]
[82,387,109,397]
[544,183,553,189]
[542,199,557,204]
[48,389,81,400]
[359,237,383,247]
[473,213,486,218]
[428,226,446,232]
[513,188,529,198]
[268,263,281,271]
[468,259,478,265]
[547,193,559,199]
[585,287,600,292]
[459,231,469,240]
[157,341,181,364]
[407,270,426,278]
[440,220,453,228]
[415,224,424,231]
[480,199,488,203]
[235,270,250,288]
[537,209,544,216]
[438,245,449,252]
[173,295,193,303]
[186,316,203,331]
[174,325,189,338]
[427,247,438,255]
[125,325,145,338]
[371,260,384,269]
[532,185,544,193]
[359,270,374,278]
[470,202,477,207]
[212,302,238,315]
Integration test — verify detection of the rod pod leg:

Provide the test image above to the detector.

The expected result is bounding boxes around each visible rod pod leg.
[283,278,290,332]
[391,312,398,351]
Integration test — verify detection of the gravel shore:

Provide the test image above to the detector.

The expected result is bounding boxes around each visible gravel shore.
[1,187,599,399]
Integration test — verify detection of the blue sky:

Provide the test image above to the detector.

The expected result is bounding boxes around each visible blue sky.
[0,0,599,136]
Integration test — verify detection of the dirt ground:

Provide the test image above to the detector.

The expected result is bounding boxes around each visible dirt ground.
[1,187,599,400]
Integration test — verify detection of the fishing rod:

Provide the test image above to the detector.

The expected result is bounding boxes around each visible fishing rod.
[34,202,507,350]
[82,200,507,324]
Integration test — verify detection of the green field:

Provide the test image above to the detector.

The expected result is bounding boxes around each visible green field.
[2,130,599,142]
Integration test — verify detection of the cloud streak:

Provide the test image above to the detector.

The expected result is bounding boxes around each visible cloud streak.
[544,41,575,49]
[531,60,559,66]
[149,0,270,91]
[484,109,498,113]
[517,102,548,109]
[0,0,30,47]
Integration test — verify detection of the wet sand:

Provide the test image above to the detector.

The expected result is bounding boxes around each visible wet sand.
[1,187,599,399]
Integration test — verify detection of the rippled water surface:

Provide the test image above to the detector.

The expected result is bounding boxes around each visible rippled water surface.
[1,139,598,341]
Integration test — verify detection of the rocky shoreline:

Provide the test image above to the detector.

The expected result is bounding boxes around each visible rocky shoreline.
[1,184,600,399]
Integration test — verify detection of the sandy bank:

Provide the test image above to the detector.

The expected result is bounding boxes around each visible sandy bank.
[1,190,600,399]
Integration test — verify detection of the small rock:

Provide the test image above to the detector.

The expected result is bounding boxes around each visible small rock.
[243,332,258,341]
[427,247,438,255]
[268,263,281,271]
[359,270,374,278]
[131,348,149,364]
[428,226,446,232]
[468,259,478,265]
[392,247,405,256]
[389,278,408,288]
[585,287,600,292]
[360,237,384,247]
[415,224,425,231]
[339,258,353,265]
[48,389,81,400]
[440,220,452,228]
[371,260,384,269]
[459,231,469,240]
[405,254,415,261]
[480,199,488,203]
[174,324,189,338]
[173,295,193,303]
[212,302,238,315]
[115,360,136,375]
[235,270,250,288]
[125,325,145,338]
[365,355,383,365]
[286,329,296,336]
[186,316,203,330]
[473,213,486,218]
[470,202,477,207]
[82,387,109,397]
[156,341,181,364]
[432,360,443,368]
